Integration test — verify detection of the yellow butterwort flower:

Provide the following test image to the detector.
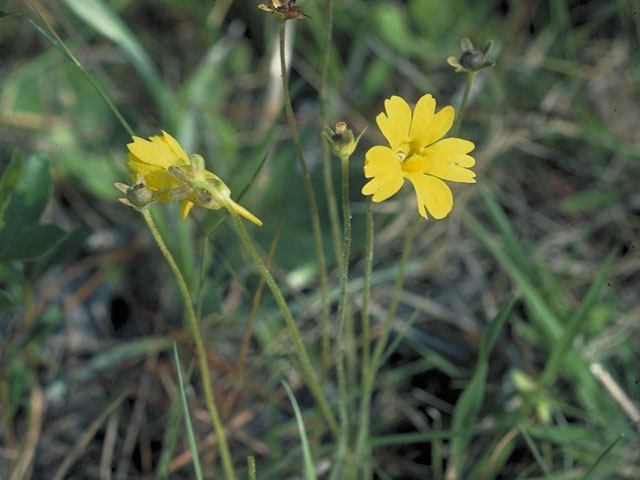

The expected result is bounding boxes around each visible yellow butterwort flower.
[126,131,262,226]
[362,94,476,220]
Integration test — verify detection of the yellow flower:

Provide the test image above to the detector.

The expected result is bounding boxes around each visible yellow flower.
[361,94,476,219]
[126,131,262,226]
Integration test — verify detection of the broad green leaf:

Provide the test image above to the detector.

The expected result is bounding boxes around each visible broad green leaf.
[0,224,67,262]
[0,152,52,245]
[0,288,17,312]
[0,150,24,231]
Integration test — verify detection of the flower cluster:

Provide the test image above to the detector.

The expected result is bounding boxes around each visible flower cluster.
[122,131,262,226]
[361,94,476,219]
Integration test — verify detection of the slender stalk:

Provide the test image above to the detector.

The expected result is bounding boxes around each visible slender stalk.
[224,200,340,438]
[451,71,476,137]
[361,198,374,376]
[247,456,257,480]
[357,199,374,478]
[318,0,338,382]
[355,216,420,476]
[332,153,352,476]
[278,20,330,344]
[140,209,235,480]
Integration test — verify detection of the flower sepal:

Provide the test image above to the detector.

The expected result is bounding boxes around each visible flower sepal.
[323,122,367,158]
[258,0,310,20]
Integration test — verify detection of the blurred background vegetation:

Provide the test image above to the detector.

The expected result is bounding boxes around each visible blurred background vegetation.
[1,0,639,478]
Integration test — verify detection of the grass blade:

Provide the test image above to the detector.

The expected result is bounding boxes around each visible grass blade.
[450,296,516,479]
[282,381,318,480]
[63,0,174,123]
[173,343,203,480]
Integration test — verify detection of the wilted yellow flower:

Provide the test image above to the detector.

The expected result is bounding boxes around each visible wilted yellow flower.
[126,131,262,226]
[361,94,476,219]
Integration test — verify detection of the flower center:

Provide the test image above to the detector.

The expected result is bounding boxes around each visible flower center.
[396,141,425,174]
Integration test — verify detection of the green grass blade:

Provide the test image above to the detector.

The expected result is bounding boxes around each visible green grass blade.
[450,296,516,479]
[463,211,562,341]
[282,381,318,480]
[26,18,73,61]
[173,343,203,480]
[583,434,626,479]
[537,249,617,391]
[63,0,174,124]
[480,187,536,280]
[517,424,550,477]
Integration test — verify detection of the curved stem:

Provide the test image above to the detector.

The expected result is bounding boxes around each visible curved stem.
[224,200,340,438]
[140,209,235,480]
[318,0,338,382]
[354,216,420,474]
[451,71,476,137]
[278,20,330,342]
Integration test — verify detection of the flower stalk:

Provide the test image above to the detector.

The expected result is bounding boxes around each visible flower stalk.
[224,195,340,438]
[319,0,339,381]
[278,19,331,345]
[140,208,235,480]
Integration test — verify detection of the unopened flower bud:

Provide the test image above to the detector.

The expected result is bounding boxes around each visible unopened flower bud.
[115,175,162,210]
[323,122,367,158]
[258,0,310,20]
[447,37,495,73]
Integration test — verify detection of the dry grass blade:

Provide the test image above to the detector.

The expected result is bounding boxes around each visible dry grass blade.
[10,384,44,480]
[51,392,127,480]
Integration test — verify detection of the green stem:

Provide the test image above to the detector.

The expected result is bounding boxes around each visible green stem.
[318,0,338,382]
[224,199,340,438]
[278,20,330,344]
[333,153,352,475]
[354,216,420,475]
[451,71,476,137]
[140,209,235,480]
[361,198,373,377]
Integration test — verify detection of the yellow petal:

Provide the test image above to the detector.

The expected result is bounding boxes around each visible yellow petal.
[126,158,182,190]
[362,145,405,202]
[363,146,402,177]
[422,138,476,183]
[362,174,404,202]
[162,131,190,163]
[376,96,411,150]
[229,199,263,226]
[418,105,455,147]
[405,173,453,219]
[408,94,436,141]
[127,135,181,169]
[180,200,195,219]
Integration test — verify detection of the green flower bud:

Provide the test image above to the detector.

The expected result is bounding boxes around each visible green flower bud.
[323,122,367,158]
[115,175,163,210]
[258,0,310,20]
